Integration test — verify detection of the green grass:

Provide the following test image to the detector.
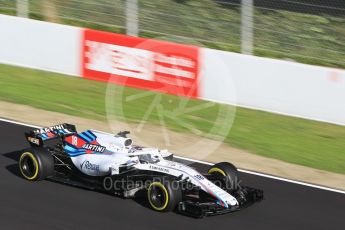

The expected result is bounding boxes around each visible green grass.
[1,64,345,174]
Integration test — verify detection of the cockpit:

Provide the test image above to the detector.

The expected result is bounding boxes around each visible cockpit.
[137,154,160,164]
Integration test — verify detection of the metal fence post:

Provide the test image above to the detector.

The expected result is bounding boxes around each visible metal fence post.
[241,0,254,55]
[126,0,138,36]
[16,0,29,18]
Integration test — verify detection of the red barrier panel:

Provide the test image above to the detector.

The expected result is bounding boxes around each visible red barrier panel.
[81,29,200,98]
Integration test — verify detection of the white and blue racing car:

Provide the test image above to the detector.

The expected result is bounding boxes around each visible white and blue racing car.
[19,124,263,217]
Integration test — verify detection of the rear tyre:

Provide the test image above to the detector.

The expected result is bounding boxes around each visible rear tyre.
[147,180,182,212]
[19,147,54,181]
[208,162,238,191]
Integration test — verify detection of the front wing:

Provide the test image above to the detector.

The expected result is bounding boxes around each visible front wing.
[177,186,264,218]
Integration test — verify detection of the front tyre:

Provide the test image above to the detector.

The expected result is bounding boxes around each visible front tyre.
[147,180,182,212]
[19,147,54,181]
[208,162,238,191]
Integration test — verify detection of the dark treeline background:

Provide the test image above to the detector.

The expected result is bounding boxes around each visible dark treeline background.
[215,0,345,16]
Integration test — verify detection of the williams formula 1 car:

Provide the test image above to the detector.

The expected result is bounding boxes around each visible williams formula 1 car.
[19,123,263,217]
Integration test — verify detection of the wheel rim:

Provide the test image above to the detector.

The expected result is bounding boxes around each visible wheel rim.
[148,182,169,211]
[19,152,38,180]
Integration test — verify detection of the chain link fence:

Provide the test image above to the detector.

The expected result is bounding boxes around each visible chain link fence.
[0,0,344,68]
[252,0,345,68]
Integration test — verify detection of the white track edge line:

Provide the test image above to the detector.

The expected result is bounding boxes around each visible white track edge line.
[0,118,41,128]
[1,117,344,195]
[174,155,345,194]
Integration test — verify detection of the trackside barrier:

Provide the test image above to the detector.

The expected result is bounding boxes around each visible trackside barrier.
[81,29,200,98]
[0,14,80,76]
[1,15,345,125]
[201,49,345,125]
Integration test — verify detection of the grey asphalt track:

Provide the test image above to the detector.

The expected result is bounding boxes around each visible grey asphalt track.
[0,120,344,230]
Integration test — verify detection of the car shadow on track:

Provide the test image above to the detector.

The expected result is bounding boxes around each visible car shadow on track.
[3,150,21,161]
[5,164,23,178]
[132,189,151,208]
[3,150,24,179]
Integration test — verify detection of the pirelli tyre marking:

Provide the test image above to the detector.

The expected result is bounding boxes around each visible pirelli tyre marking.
[148,182,169,211]
[19,152,39,180]
[208,167,226,176]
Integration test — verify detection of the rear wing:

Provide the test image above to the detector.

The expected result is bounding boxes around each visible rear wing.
[25,123,77,147]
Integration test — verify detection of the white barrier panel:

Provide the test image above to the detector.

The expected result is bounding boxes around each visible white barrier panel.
[201,49,345,125]
[2,15,345,125]
[0,15,81,76]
